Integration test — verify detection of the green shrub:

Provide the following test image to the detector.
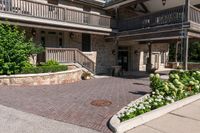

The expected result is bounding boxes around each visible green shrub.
[0,23,43,75]
[21,65,68,74]
[119,70,200,122]
[40,60,59,66]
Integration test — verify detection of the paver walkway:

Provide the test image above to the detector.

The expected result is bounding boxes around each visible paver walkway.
[0,77,150,133]
[127,99,200,133]
[0,104,99,133]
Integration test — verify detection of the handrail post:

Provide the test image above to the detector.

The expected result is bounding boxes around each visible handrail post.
[74,49,77,63]
[45,48,48,62]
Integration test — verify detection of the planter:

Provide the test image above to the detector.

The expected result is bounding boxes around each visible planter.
[109,93,200,133]
[0,68,83,86]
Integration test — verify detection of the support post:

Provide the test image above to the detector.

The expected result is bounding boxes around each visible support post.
[183,0,190,70]
[175,41,179,63]
[183,32,189,70]
[146,42,152,73]
[115,7,119,28]
[115,38,119,65]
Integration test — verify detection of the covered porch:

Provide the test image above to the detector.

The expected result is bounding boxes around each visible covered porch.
[107,0,200,72]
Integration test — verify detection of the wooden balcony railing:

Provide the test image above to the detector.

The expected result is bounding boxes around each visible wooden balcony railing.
[118,6,185,31]
[0,0,111,28]
[190,5,200,24]
[45,48,95,73]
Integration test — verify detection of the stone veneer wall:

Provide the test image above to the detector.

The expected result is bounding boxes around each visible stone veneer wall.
[0,69,83,86]
[168,62,200,70]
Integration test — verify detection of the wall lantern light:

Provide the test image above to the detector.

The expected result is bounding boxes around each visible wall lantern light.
[31,28,36,36]
[134,50,139,55]
[162,0,166,6]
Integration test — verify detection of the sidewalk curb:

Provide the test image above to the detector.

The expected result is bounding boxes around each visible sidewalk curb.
[109,93,200,133]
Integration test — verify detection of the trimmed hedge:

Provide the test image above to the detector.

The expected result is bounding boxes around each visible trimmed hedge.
[20,65,68,74]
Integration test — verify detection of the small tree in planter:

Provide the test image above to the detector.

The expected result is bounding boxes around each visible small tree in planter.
[0,23,43,75]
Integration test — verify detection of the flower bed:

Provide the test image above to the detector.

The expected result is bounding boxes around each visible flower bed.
[118,70,200,122]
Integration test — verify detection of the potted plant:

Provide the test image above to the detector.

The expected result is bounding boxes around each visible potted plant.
[81,72,91,80]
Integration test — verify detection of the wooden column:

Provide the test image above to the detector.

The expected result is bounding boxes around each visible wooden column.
[146,42,152,72]
[115,38,119,65]
[175,41,179,63]
[183,0,190,70]
[183,33,189,70]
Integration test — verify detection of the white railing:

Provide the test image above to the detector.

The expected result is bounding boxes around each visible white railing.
[0,0,111,28]
[45,48,95,73]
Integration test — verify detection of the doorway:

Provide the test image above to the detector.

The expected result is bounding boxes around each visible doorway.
[118,47,129,71]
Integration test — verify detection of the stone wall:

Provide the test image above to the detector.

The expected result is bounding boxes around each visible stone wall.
[91,35,116,74]
[0,69,83,86]
[168,62,200,70]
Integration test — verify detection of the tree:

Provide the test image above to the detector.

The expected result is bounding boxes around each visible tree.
[0,23,43,75]
[169,41,200,63]
[188,41,200,62]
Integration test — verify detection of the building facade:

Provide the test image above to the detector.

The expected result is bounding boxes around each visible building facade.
[0,0,199,74]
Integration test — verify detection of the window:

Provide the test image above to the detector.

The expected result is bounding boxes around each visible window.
[82,34,91,52]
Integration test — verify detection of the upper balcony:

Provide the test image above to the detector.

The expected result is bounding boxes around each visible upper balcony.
[107,4,200,41]
[0,0,111,34]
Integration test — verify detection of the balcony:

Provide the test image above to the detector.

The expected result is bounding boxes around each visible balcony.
[0,0,111,29]
[105,5,200,41]
[118,5,200,32]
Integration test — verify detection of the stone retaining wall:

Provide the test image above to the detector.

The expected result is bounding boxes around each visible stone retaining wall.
[168,62,200,70]
[0,69,83,86]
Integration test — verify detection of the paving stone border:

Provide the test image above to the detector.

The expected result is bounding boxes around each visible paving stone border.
[0,68,83,86]
[109,93,200,133]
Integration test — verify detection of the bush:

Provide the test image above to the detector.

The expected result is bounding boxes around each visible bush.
[0,23,43,75]
[21,65,68,74]
[40,60,59,66]
[119,70,200,122]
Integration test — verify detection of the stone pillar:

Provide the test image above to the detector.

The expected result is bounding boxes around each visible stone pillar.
[146,43,152,73]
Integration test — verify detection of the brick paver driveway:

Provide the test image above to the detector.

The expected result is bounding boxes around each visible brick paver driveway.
[0,77,150,133]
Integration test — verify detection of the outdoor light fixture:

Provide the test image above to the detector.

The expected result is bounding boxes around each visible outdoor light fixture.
[162,0,166,6]
[134,50,139,55]
[31,28,36,36]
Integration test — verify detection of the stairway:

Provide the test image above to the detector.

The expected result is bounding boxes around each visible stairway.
[45,48,95,74]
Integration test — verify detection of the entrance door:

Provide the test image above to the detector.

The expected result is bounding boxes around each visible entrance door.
[82,33,91,52]
[46,32,58,47]
[118,51,128,71]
